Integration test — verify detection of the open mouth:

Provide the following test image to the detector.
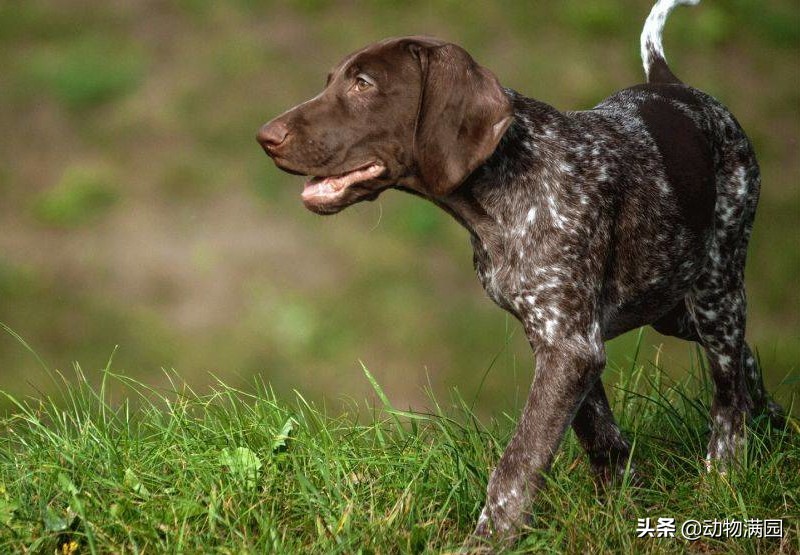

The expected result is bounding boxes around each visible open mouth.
[301,163,385,202]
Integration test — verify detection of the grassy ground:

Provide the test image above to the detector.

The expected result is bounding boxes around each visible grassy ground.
[0,341,796,553]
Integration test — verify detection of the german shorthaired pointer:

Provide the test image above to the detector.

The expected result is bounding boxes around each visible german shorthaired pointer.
[257,0,784,544]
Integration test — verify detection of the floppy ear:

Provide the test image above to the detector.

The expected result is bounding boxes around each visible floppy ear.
[411,43,513,197]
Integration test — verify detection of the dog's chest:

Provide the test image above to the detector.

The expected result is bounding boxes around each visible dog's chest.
[471,233,533,314]
[475,260,513,311]
[473,242,510,309]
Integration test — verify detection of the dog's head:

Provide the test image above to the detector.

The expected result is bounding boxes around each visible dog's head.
[257,37,512,215]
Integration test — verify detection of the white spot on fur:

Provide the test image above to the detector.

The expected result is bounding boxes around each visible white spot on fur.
[544,319,559,339]
[547,196,569,229]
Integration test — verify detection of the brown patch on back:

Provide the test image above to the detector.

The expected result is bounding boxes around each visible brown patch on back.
[638,97,716,237]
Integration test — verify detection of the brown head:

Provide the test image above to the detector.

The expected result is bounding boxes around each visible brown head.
[257,37,512,214]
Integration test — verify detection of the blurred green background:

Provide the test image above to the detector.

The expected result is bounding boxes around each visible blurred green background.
[0,1,797,415]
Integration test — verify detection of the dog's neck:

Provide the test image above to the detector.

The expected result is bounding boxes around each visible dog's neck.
[436,91,569,265]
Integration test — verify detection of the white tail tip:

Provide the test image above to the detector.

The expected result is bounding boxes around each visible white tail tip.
[640,0,701,81]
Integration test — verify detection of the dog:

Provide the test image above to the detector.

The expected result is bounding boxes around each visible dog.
[257,0,785,543]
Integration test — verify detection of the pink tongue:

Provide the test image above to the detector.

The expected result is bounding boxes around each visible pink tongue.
[302,178,337,200]
[301,165,384,200]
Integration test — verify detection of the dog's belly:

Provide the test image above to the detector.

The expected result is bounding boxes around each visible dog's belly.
[599,219,710,340]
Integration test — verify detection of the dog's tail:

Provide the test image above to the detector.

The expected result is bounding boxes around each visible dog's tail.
[640,0,700,83]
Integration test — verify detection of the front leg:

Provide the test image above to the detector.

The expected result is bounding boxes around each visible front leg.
[473,322,606,541]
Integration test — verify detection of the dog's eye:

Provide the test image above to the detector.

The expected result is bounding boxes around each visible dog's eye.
[354,74,375,92]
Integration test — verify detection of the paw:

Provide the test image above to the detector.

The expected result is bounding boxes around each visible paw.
[473,507,492,537]
[704,440,741,473]
[587,441,633,487]
[705,406,748,473]
[750,389,786,429]
[758,399,786,429]
[461,509,496,553]
[468,495,524,547]
[591,457,637,489]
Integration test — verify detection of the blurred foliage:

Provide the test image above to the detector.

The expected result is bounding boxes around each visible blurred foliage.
[559,0,627,37]
[33,165,118,227]
[0,1,797,414]
[21,35,145,111]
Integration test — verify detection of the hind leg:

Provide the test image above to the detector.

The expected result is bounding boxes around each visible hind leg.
[688,283,753,469]
[688,142,785,467]
[653,296,751,467]
[653,301,785,430]
[742,344,785,427]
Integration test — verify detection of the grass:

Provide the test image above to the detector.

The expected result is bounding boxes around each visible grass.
[0,341,797,554]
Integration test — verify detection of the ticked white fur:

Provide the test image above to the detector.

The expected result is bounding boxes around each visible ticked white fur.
[640,0,701,77]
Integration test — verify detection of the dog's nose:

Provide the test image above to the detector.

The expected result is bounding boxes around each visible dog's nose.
[257,120,289,152]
